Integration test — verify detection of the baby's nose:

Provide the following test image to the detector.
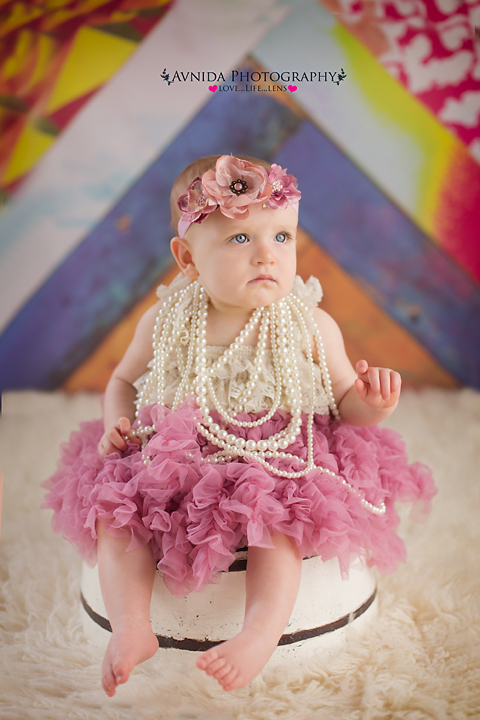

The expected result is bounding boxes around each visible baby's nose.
[254,240,275,263]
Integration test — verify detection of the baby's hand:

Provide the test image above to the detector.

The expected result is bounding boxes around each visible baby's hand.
[354,360,401,410]
[98,417,139,458]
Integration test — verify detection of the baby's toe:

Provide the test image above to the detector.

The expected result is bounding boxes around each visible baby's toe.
[205,657,227,676]
[113,667,127,686]
[196,647,219,671]
[220,667,239,690]
[112,651,134,687]
[213,662,234,681]
[102,666,117,697]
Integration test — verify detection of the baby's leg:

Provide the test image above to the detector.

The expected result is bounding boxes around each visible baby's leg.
[197,533,302,690]
[97,521,159,697]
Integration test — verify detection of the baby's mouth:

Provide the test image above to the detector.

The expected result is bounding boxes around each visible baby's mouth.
[249,275,276,283]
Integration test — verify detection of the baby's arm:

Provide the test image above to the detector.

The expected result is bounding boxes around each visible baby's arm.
[98,301,162,457]
[311,307,401,426]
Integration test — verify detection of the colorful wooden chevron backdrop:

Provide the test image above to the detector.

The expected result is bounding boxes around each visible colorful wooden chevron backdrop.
[1,0,479,393]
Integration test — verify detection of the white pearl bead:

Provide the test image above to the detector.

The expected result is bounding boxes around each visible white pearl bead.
[245,439,257,451]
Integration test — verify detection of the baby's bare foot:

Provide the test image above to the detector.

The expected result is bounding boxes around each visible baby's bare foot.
[101,620,158,697]
[196,627,279,691]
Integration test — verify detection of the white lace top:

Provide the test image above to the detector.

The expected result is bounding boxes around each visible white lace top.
[134,274,332,416]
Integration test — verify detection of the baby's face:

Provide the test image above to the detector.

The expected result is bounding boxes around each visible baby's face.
[181,203,298,316]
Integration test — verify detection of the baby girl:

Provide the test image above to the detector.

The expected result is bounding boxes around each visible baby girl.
[44,154,435,696]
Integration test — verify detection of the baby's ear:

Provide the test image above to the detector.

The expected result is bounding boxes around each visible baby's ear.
[170,237,199,279]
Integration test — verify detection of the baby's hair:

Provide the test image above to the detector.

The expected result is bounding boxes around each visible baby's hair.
[169,154,271,233]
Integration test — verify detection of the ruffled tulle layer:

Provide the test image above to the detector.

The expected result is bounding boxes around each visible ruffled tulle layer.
[43,400,436,596]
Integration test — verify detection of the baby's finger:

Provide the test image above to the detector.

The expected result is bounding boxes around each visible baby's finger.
[391,370,402,394]
[117,417,141,445]
[107,426,127,450]
[379,369,393,399]
[117,417,132,436]
[98,436,116,457]
[366,367,381,395]
[355,359,369,377]
[354,377,367,399]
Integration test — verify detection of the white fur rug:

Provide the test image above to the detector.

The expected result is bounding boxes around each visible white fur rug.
[1,389,480,720]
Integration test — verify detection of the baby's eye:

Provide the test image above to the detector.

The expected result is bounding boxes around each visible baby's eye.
[230,233,248,244]
[275,233,288,243]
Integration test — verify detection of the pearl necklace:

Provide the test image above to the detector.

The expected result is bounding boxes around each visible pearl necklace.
[133,280,386,516]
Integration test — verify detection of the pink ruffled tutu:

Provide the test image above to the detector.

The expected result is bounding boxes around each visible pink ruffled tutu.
[43,399,436,596]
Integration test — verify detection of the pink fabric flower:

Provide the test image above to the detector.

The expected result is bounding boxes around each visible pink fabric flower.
[201,155,272,219]
[266,164,301,210]
[176,177,218,224]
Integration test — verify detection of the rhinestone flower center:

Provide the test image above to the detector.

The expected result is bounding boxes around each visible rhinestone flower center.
[229,179,248,195]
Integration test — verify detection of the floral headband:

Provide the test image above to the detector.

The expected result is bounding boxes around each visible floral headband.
[176,155,301,238]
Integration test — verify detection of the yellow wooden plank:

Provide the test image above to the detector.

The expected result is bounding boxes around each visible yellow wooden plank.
[3,122,54,184]
[46,26,136,114]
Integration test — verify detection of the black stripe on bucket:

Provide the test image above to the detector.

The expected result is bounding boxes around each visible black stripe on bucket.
[80,587,376,652]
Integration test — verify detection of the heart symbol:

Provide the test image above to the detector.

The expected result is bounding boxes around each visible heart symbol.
[208,85,218,93]
[288,85,297,92]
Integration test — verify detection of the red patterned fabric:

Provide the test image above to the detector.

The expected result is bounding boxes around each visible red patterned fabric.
[323,0,480,161]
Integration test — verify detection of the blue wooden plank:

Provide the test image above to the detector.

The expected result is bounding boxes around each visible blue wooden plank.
[0,75,302,389]
[274,121,480,387]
